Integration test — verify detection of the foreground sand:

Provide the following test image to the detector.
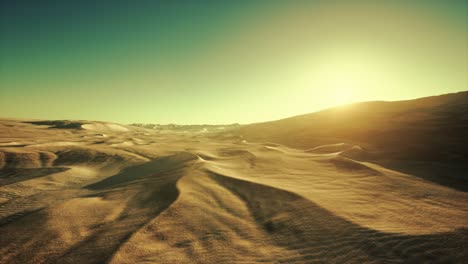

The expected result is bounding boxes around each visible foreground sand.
[0,119,467,263]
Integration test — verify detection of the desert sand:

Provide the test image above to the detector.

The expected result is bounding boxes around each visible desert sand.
[1,93,467,263]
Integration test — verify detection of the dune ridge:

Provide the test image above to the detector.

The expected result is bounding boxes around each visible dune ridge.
[237,91,468,191]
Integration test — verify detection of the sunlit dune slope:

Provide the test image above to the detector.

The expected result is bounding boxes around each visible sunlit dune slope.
[236,91,468,190]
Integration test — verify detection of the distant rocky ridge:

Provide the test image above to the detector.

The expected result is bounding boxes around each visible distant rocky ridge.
[129,123,241,132]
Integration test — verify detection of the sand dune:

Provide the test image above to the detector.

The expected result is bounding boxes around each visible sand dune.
[1,94,467,263]
[237,91,468,191]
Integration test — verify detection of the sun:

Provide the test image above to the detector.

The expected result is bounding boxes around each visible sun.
[317,72,362,107]
[307,57,380,107]
[295,50,389,111]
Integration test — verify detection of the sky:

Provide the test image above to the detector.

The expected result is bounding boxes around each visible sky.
[1,0,467,124]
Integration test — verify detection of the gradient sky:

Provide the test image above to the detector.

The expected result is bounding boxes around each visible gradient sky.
[1,0,467,124]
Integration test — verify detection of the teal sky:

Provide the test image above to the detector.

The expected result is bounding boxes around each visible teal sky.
[1,0,467,124]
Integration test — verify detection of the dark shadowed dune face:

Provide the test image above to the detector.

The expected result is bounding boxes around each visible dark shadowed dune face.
[1,93,468,263]
[25,120,87,129]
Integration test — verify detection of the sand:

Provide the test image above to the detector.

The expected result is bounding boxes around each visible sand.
[1,94,467,263]
[238,91,468,191]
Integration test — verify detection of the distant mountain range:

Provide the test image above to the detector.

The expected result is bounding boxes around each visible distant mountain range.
[130,123,240,132]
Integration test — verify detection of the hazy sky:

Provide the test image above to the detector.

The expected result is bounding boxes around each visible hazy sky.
[1,0,467,124]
